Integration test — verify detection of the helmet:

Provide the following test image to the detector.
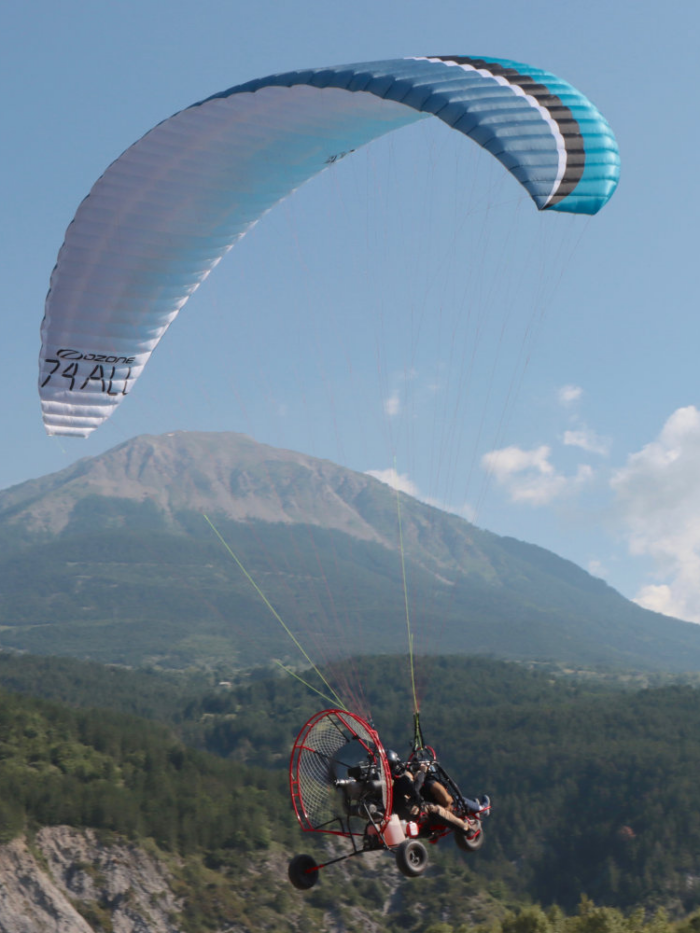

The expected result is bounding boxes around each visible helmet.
[386,749,406,777]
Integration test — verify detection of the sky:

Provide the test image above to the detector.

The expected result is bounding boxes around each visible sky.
[3,0,700,625]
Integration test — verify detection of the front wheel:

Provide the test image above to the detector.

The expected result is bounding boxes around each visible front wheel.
[455,824,484,853]
[395,839,429,877]
[288,853,319,889]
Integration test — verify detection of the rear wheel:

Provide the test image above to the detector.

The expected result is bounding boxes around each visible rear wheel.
[455,824,484,853]
[288,854,319,889]
[395,839,428,877]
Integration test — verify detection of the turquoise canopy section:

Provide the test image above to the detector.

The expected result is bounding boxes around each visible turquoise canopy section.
[39,55,620,437]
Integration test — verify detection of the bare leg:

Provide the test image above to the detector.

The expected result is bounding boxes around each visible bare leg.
[424,803,474,833]
[426,781,453,808]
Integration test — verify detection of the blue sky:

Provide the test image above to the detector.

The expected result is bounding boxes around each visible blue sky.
[4,0,700,625]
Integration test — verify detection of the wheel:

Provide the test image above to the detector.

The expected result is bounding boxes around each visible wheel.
[395,839,429,877]
[288,854,319,889]
[455,824,484,853]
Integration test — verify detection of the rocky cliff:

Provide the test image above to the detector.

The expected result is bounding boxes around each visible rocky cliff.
[0,826,400,933]
[0,827,181,933]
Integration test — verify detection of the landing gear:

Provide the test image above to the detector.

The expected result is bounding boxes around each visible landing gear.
[395,839,429,877]
[455,825,484,853]
[288,854,319,890]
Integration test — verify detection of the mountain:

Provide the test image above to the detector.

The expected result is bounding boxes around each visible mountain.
[1,430,700,672]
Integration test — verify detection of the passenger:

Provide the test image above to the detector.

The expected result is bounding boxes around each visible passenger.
[386,750,485,834]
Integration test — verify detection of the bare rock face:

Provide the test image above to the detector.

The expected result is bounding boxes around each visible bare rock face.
[0,827,182,933]
[0,836,93,933]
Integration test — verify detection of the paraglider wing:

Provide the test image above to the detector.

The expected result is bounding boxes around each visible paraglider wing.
[39,56,619,437]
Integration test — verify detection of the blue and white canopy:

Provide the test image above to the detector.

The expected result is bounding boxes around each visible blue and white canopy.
[39,55,620,437]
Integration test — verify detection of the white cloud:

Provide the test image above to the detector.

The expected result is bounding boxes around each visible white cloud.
[366,467,419,497]
[633,583,687,618]
[611,406,700,623]
[563,427,611,456]
[366,469,475,521]
[482,444,593,506]
[483,444,554,480]
[558,384,582,406]
[384,391,400,417]
[587,559,607,578]
[422,496,476,523]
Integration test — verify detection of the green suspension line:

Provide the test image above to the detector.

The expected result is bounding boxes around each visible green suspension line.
[413,710,426,754]
[393,461,419,718]
[203,513,347,711]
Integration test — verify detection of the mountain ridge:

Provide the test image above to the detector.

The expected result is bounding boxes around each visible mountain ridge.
[1,430,699,672]
[1,432,389,544]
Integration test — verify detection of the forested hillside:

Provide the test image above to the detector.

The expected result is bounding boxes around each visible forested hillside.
[1,650,699,929]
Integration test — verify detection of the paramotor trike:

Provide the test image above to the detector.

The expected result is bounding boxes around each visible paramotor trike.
[288,708,489,889]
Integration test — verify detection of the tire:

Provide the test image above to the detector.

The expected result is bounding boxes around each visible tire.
[288,854,319,889]
[455,825,484,853]
[395,839,429,877]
